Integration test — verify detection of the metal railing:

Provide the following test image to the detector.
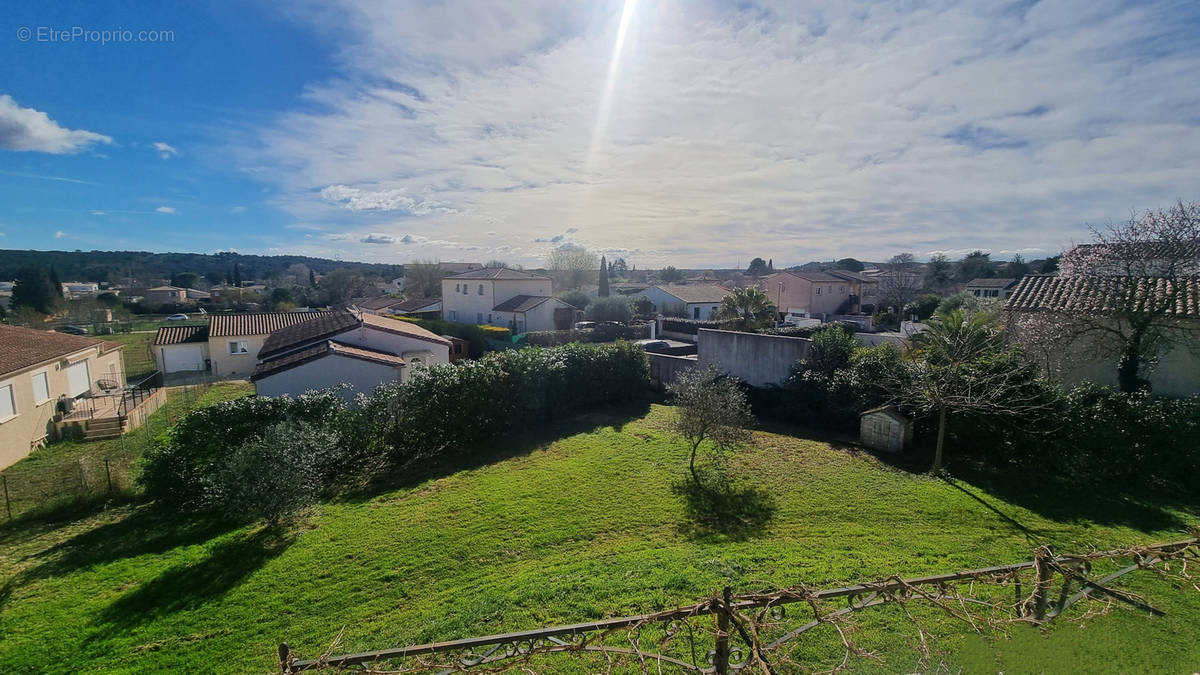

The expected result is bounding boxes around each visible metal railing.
[277,538,1198,674]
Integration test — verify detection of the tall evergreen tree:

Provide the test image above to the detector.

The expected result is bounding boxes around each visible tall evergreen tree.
[11,266,59,314]
[309,269,316,286]
[233,263,243,287]
[226,268,233,286]
[598,255,610,297]
[48,266,64,298]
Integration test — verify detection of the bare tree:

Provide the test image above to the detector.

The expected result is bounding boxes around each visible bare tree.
[1014,201,1200,392]
[545,246,598,291]
[668,366,754,484]
[880,252,922,310]
[404,260,444,299]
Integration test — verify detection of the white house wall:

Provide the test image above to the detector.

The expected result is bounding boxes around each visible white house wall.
[254,354,403,401]
[441,278,552,325]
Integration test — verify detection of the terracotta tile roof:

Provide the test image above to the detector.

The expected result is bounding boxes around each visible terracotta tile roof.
[1005,274,1200,317]
[390,297,441,312]
[965,277,1018,289]
[154,324,210,345]
[208,311,327,337]
[765,271,849,284]
[251,340,405,381]
[446,267,550,281]
[825,270,874,284]
[258,309,450,360]
[360,313,451,345]
[0,324,111,377]
[653,283,733,304]
[356,296,408,311]
[258,311,361,359]
[492,294,554,312]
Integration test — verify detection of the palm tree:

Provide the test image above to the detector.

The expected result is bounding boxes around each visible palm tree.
[716,285,777,329]
[907,309,1045,473]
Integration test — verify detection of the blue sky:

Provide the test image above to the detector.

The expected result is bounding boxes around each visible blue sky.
[2,0,1199,267]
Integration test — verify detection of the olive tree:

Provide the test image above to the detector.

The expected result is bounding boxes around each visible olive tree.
[668,366,754,484]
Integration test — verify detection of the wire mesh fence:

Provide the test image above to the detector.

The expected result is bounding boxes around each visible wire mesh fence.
[1,375,226,521]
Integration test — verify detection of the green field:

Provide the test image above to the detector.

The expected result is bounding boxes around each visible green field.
[0,404,1195,673]
[99,332,157,377]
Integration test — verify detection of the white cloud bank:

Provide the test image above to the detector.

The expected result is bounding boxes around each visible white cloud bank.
[156,206,176,214]
[250,0,1200,266]
[0,95,112,153]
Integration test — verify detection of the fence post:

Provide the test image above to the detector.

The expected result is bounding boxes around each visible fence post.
[1032,546,1053,621]
[77,458,88,498]
[2,474,11,520]
[104,458,113,495]
[714,586,732,675]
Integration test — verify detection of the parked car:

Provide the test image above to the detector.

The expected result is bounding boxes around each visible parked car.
[573,321,597,330]
[56,324,89,335]
[634,339,671,353]
[164,313,189,321]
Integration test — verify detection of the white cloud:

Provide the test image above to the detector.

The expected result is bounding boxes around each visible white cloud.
[156,206,176,214]
[54,230,66,239]
[360,233,396,244]
[320,184,456,215]
[0,95,112,153]
[250,0,1200,265]
[152,141,178,159]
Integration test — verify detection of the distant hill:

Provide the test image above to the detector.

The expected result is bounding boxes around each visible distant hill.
[0,250,403,284]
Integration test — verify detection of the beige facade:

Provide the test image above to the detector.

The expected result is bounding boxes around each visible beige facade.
[760,272,851,317]
[209,334,269,378]
[0,343,125,469]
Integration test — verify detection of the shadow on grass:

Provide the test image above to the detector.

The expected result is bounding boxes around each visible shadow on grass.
[0,503,242,610]
[672,467,777,543]
[332,400,653,505]
[948,462,1194,535]
[93,525,294,632]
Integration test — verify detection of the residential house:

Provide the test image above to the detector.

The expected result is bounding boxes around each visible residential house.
[639,284,733,319]
[826,270,881,313]
[143,285,195,306]
[965,278,1019,299]
[1005,274,1200,396]
[60,281,100,298]
[759,271,852,318]
[251,309,451,400]
[0,325,125,467]
[388,297,442,317]
[153,311,324,377]
[354,296,410,316]
[441,267,577,333]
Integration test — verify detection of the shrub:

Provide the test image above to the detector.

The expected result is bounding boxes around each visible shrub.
[903,294,941,321]
[586,296,632,323]
[803,323,858,374]
[139,389,358,509]
[661,317,727,335]
[630,296,654,319]
[558,289,591,310]
[208,421,331,524]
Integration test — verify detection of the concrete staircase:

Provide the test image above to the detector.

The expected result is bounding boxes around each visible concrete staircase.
[84,417,125,440]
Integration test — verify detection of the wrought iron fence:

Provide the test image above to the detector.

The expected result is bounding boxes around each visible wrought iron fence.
[277,538,1198,674]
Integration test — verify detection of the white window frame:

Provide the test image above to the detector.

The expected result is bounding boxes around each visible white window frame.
[228,340,250,355]
[32,370,51,405]
[0,381,16,423]
[449,310,458,321]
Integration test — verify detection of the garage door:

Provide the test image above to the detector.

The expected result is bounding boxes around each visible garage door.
[66,360,91,397]
[162,345,206,372]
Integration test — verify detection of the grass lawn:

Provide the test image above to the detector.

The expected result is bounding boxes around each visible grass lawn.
[0,404,1195,673]
[0,382,254,519]
[100,332,157,377]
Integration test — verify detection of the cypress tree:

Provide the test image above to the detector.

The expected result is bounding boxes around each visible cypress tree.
[233,263,242,287]
[48,266,64,298]
[598,255,610,297]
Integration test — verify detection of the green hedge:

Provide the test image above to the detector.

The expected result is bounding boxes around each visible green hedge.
[139,342,650,516]
[524,323,651,346]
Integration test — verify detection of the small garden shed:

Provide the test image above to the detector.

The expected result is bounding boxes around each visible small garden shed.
[859,405,912,453]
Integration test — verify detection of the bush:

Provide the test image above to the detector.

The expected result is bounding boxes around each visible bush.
[803,323,858,374]
[558,290,591,310]
[524,323,650,346]
[783,343,911,432]
[139,389,366,509]
[379,341,650,459]
[903,294,941,321]
[208,421,330,523]
[586,296,632,323]
[661,317,727,335]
